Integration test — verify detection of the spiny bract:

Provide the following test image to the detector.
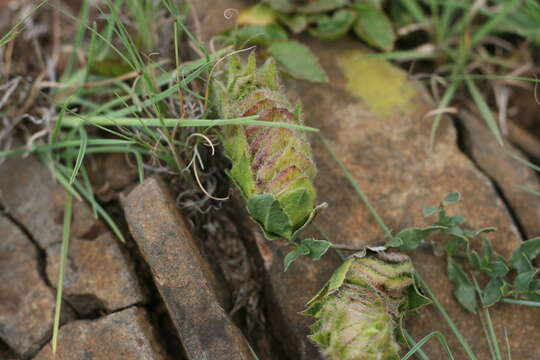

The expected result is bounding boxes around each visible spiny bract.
[304,251,416,360]
[213,52,318,241]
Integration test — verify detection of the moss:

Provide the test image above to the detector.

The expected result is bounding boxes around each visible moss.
[337,50,417,119]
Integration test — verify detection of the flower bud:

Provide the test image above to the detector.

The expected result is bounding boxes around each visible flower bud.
[214,53,318,241]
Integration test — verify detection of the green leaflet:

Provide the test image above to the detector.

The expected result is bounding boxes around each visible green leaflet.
[352,4,395,52]
[267,40,328,83]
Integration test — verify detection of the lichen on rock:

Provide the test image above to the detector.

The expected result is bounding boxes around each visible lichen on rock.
[213,52,319,241]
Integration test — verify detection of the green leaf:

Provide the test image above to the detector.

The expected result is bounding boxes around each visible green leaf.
[446,236,467,255]
[283,244,310,271]
[447,258,478,312]
[301,238,332,260]
[278,13,308,34]
[511,248,533,274]
[267,40,328,82]
[389,226,443,250]
[482,277,503,307]
[520,237,540,260]
[308,9,356,40]
[278,188,315,229]
[407,282,432,311]
[466,79,504,146]
[296,0,348,13]
[423,205,440,217]
[486,260,509,278]
[266,0,295,13]
[468,250,481,271]
[514,270,538,294]
[443,192,461,204]
[247,194,293,240]
[235,24,288,47]
[352,4,395,51]
[481,237,493,262]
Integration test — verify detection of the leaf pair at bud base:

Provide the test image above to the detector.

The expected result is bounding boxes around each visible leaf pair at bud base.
[213,52,320,241]
[303,250,429,360]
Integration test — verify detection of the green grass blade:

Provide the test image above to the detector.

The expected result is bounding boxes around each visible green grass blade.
[502,298,540,307]
[133,151,144,183]
[506,152,540,173]
[69,128,88,184]
[414,272,479,360]
[401,331,455,360]
[515,184,540,198]
[0,0,49,47]
[58,115,319,132]
[320,135,392,238]
[56,165,126,242]
[402,329,430,360]
[51,192,73,355]
[399,0,428,24]
[465,78,504,146]
[430,81,458,150]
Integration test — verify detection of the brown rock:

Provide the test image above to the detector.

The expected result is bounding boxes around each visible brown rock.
[459,110,540,239]
[0,154,101,248]
[34,307,169,360]
[282,39,540,359]
[46,231,145,314]
[104,153,139,190]
[0,216,55,358]
[123,177,256,360]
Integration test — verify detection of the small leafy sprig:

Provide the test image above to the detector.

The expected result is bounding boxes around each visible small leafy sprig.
[387,192,540,312]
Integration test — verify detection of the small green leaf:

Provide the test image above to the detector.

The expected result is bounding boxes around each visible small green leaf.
[447,258,478,312]
[308,9,356,40]
[449,216,465,225]
[511,249,533,274]
[267,40,328,82]
[283,244,310,271]
[423,205,440,217]
[481,237,493,262]
[443,192,461,204]
[468,250,481,271]
[296,0,348,13]
[247,194,293,240]
[514,270,537,294]
[446,236,467,255]
[407,282,431,311]
[266,0,295,13]
[352,4,395,51]
[482,277,503,306]
[301,238,332,260]
[278,13,308,34]
[390,226,443,250]
[520,237,540,260]
[235,24,288,47]
[486,260,509,278]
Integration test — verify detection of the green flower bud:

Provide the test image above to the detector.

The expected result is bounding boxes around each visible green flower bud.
[213,53,319,241]
[304,251,424,360]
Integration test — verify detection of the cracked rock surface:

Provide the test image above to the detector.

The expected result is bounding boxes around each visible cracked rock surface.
[0,216,55,358]
[34,307,169,360]
[46,231,145,314]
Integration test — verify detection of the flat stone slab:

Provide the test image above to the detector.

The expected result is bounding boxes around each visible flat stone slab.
[284,38,540,359]
[46,231,145,314]
[123,177,255,360]
[34,307,168,360]
[0,154,99,248]
[0,216,55,358]
[460,110,540,239]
